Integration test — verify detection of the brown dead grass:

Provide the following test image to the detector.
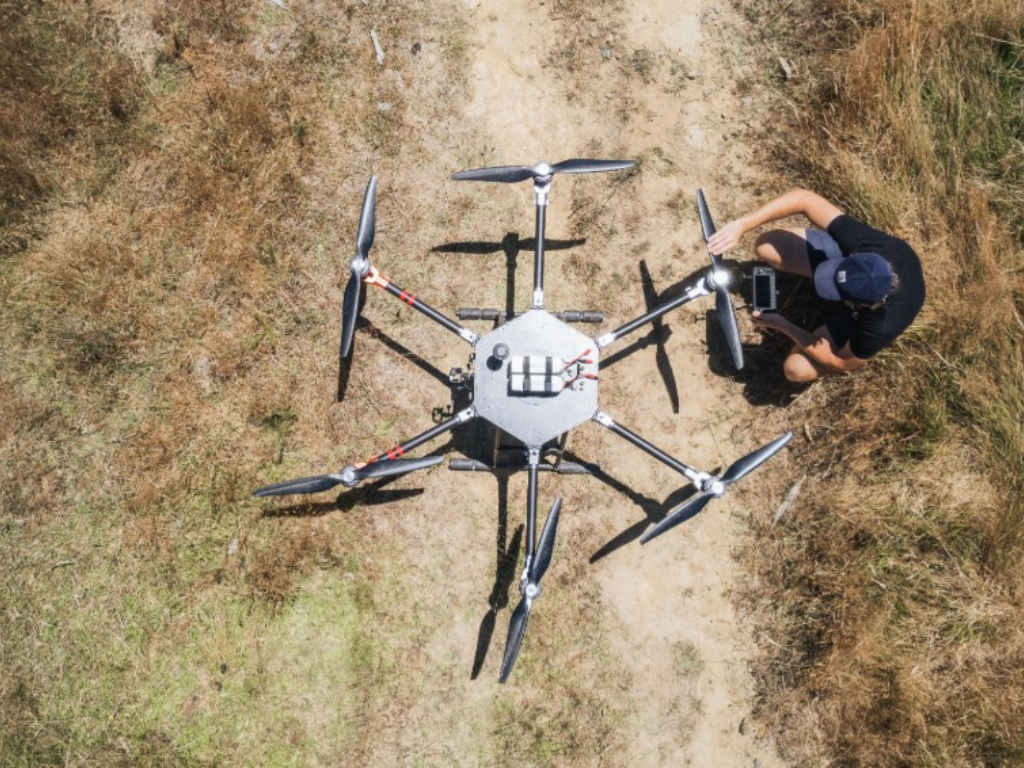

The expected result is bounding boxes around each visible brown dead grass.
[740,0,1024,763]
[0,0,475,762]
[0,0,675,763]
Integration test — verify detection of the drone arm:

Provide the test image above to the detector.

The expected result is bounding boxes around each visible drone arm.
[364,267,479,346]
[364,407,477,465]
[592,411,703,485]
[525,448,540,566]
[531,201,547,308]
[594,281,711,350]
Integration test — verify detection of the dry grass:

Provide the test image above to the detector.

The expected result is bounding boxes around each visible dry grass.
[0,1,674,764]
[740,0,1024,763]
[0,0,477,762]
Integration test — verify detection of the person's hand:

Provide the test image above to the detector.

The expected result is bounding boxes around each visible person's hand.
[706,220,745,255]
[752,310,786,331]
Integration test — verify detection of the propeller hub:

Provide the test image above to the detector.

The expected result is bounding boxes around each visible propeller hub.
[709,267,731,289]
[709,479,726,497]
[524,582,541,600]
[533,162,553,177]
[340,466,359,488]
[350,256,370,277]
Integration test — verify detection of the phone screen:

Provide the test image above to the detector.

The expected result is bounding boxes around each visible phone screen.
[754,273,773,308]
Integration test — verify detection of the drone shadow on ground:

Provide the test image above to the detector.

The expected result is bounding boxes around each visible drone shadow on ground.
[470,476,522,679]
[433,232,586,323]
[338,317,452,401]
[258,476,426,518]
[600,259,690,413]
[568,451,722,562]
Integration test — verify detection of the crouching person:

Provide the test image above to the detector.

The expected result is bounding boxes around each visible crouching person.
[706,189,925,382]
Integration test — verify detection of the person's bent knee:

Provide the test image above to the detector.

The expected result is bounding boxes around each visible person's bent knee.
[754,230,785,266]
[754,228,813,277]
[783,352,822,383]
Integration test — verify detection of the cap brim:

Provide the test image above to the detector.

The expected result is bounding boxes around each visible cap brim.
[814,257,842,301]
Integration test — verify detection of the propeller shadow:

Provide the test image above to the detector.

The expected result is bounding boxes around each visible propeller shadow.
[337,354,353,402]
[600,264,707,371]
[639,259,681,414]
[471,478,523,680]
[563,452,712,562]
[259,477,425,518]
[431,232,586,257]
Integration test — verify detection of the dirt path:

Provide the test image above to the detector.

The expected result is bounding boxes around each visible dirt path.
[452,0,782,764]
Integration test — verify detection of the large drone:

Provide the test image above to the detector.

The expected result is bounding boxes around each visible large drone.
[254,159,791,683]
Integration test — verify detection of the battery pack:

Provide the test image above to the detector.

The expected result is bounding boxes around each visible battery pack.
[509,356,562,395]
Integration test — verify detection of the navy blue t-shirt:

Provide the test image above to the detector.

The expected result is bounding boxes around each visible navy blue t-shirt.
[824,215,925,359]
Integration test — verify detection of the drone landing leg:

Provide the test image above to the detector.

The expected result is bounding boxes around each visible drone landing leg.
[365,407,476,465]
[364,267,479,346]
[594,281,710,351]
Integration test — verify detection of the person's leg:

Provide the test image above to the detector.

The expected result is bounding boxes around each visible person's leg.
[756,228,847,382]
[754,227,843,278]
[753,228,814,277]
[782,325,841,383]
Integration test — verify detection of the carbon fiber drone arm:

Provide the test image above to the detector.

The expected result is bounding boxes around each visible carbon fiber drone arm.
[591,411,705,485]
[593,281,711,350]
[362,266,479,347]
[362,406,477,466]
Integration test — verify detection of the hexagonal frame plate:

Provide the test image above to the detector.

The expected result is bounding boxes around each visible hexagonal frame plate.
[473,310,599,446]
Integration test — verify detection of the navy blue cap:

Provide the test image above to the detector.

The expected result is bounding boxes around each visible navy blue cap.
[815,252,893,304]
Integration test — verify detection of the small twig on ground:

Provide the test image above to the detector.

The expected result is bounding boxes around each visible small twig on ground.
[51,559,77,570]
[972,32,1024,48]
[763,0,796,29]
[787,382,818,408]
[370,29,385,66]
[772,474,805,525]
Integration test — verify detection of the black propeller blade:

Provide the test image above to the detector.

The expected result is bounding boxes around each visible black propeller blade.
[252,455,443,497]
[357,455,444,481]
[356,175,377,261]
[720,432,792,484]
[640,432,792,544]
[697,188,744,370]
[499,498,562,683]
[340,175,377,360]
[531,498,561,583]
[452,165,537,183]
[551,158,635,175]
[252,474,349,498]
[453,159,634,184]
[499,597,530,683]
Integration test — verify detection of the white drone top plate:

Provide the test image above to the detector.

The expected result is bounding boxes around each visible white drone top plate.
[473,310,599,445]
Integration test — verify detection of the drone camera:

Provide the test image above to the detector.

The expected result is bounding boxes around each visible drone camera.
[752,265,777,312]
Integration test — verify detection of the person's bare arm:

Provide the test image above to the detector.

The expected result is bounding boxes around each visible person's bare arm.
[706,189,844,254]
[752,311,866,374]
